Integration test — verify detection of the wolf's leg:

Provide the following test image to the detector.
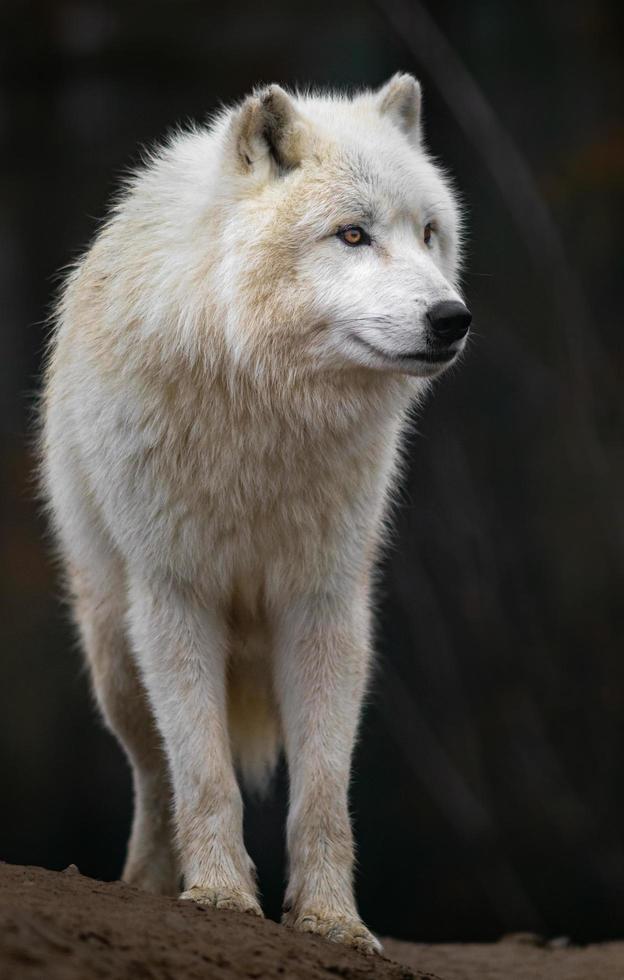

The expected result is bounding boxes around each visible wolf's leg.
[127,576,261,915]
[275,589,381,954]
[72,557,179,895]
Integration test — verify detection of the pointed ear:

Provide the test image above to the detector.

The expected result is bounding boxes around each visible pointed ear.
[376,72,422,144]
[230,84,305,175]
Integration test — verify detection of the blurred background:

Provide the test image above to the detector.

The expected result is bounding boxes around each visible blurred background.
[1,0,623,944]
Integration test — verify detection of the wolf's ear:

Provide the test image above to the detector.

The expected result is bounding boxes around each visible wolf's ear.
[231,85,305,175]
[375,73,422,144]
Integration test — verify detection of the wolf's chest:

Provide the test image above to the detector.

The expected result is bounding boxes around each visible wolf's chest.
[151,418,376,576]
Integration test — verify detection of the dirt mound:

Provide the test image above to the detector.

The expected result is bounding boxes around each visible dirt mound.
[2,862,622,980]
[384,935,624,980]
[0,863,427,979]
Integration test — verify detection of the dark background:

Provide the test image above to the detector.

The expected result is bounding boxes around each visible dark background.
[1,0,623,944]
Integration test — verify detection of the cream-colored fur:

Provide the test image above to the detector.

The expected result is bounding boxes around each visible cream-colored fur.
[40,75,467,954]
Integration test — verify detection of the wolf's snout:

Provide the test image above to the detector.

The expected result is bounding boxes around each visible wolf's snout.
[426,300,472,343]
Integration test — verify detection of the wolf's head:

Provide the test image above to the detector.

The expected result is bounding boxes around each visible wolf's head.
[214,75,469,380]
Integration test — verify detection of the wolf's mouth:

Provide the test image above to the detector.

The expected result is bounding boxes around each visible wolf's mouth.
[396,348,457,363]
[352,334,458,365]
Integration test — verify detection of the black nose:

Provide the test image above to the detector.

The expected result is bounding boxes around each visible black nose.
[426,300,472,343]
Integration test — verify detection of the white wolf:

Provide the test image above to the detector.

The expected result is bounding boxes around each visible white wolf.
[41,74,469,954]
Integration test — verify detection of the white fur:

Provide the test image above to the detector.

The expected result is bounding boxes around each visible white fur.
[40,75,467,954]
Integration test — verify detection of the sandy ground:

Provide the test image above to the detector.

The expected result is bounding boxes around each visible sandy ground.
[383,935,624,980]
[1,862,622,979]
[0,863,430,980]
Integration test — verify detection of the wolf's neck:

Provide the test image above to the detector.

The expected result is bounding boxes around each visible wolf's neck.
[222,360,418,437]
[144,340,421,450]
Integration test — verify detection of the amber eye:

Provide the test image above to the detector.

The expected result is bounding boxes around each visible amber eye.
[423,222,433,246]
[337,225,371,247]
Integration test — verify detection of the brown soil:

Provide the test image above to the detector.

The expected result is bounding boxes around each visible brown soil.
[1,862,622,980]
[0,863,429,980]
[383,935,624,980]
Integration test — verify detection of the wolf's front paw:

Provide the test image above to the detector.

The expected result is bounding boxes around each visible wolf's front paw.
[283,907,382,955]
[180,885,262,916]
[122,850,180,896]
[123,864,179,896]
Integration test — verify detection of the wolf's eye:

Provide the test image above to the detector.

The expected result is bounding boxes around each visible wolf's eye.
[423,222,434,246]
[337,225,371,247]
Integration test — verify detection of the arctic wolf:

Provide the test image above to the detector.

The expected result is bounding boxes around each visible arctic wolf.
[41,75,470,954]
